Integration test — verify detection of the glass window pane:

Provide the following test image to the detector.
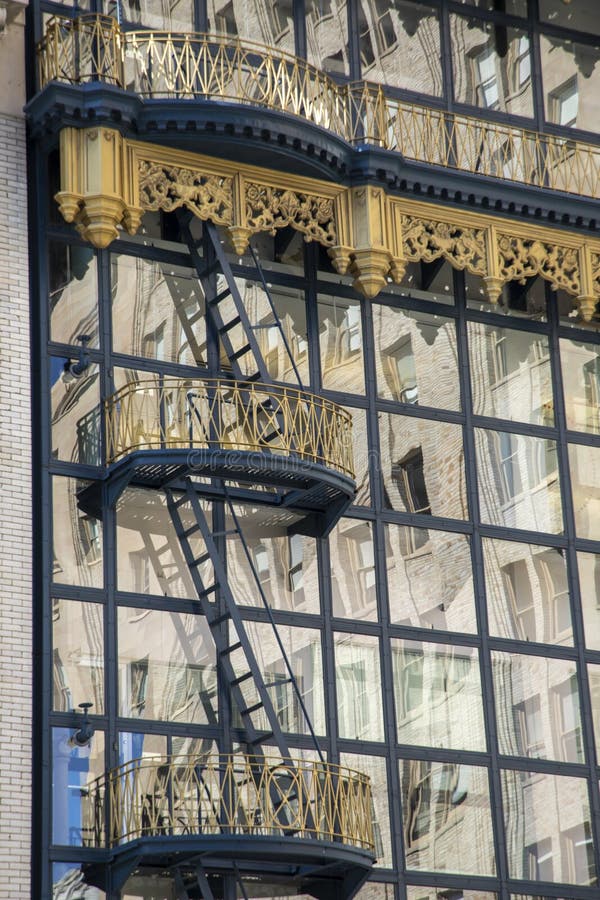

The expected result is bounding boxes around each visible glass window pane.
[541,35,600,131]
[118,732,167,764]
[358,1,442,97]
[335,633,384,741]
[51,359,101,466]
[306,0,349,76]
[482,538,573,645]
[385,525,476,632]
[108,0,193,30]
[49,242,98,348]
[331,518,377,620]
[52,727,104,847]
[238,622,325,736]
[392,640,486,751]
[53,864,105,898]
[569,443,600,541]
[346,405,371,506]
[118,607,217,725]
[540,1,600,35]
[226,506,320,614]
[466,273,547,321]
[216,272,308,384]
[451,16,533,117]
[475,428,563,534]
[111,256,207,366]
[576,551,600,650]
[380,414,467,520]
[52,476,103,589]
[561,338,600,434]
[374,305,459,410]
[587,664,600,762]
[207,0,294,53]
[469,323,553,425]
[407,890,497,900]
[116,487,212,600]
[492,651,583,763]
[459,0,525,12]
[341,752,392,867]
[318,294,365,395]
[53,599,104,714]
[501,770,596,886]
[400,759,496,876]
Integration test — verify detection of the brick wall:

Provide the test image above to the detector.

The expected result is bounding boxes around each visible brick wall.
[0,17,32,895]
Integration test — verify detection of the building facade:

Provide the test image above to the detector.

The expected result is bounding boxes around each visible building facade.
[8,0,600,898]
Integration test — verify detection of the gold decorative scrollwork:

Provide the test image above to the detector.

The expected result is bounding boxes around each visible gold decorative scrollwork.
[591,251,600,298]
[244,183,337,246]
[402,215,487,276]
[497,234,580,296]
[138,160,233,224]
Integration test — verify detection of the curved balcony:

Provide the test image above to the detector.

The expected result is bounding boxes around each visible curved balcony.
[82,754,376,895]
[77,378,356,535]
[36,14,600,199]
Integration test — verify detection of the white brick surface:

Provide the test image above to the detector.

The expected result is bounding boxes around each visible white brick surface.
[0,111,31,900]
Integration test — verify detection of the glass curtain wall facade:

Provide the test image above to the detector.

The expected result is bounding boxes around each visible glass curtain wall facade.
[27,1,600,900]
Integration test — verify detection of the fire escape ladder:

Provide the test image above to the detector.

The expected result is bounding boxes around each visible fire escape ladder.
[165,478,320,836]
[179,216,304,390]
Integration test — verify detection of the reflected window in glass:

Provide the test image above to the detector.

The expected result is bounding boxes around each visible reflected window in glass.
[380,414,467,520]
[468,323,553,426]
[475,428,562,533]
[374,304,459,410]
[335,633,384,741]
[392,640,486,751]
[482,538,572,645]
[491,651,583,763]
[400,759,496,875]
[358,1,442,96]
[501,770,596,885]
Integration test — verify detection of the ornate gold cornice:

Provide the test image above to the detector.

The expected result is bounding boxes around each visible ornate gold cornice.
[55,126,600,319]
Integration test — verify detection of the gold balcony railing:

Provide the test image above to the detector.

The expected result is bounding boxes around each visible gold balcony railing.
[82,754,375,851]
[104,378,354,478]
[37,15,600,199]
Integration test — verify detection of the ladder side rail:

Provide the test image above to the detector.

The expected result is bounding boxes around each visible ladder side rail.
[247,241,304,389]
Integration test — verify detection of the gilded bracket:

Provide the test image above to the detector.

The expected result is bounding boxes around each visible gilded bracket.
[54,126,600,316]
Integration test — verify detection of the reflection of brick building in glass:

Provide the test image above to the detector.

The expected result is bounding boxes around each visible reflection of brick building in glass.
[3,1,600,899]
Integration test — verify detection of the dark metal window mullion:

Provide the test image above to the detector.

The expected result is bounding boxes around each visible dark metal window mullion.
[362,280,405,885]
[456,267,511,900]
[547,285,600,884]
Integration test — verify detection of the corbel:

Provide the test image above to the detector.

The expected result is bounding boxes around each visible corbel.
[55,126,131,248]
[386,198,406,284]
[577,243,597,322]
[328,189,354,276]
[348,184,391,298]
[227,171,252,256]
[482,222,503,304]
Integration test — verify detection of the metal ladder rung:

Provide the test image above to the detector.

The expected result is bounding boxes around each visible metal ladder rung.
[219,315,242,333]
[199,583,218,599]
[209,287,231,305]
[239,701,264,717]
[180,523,200,539]
[230,343,252,361]
[209,610,230,627]
[220,640,243,656]
[211,528,240,539]
[231,670,254,687]
[191,552,211,568]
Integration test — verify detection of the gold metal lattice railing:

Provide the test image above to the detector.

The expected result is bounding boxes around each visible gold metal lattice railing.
[37,15,600,199]
[105,378,354,478]
[82,754,375,851]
